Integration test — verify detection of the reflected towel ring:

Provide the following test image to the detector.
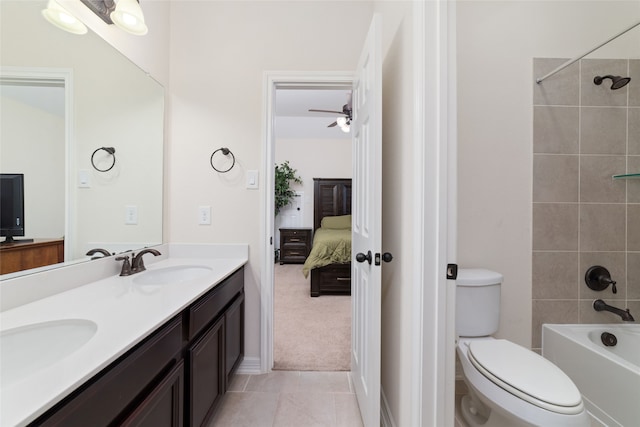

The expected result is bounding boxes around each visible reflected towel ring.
[91,147,116,172]
[210,147,236,173]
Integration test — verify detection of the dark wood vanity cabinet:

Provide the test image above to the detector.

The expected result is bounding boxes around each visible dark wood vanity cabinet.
[31,267,245,427]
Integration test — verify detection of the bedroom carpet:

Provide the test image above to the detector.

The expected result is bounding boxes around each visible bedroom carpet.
[273,263,351,371]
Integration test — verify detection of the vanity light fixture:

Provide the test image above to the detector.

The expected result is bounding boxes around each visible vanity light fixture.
[79,0,148,35]
[110,0,148,35]
[41,0,88,35]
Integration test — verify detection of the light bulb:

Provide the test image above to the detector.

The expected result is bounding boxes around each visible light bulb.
[336,117,347,127]
[41,0,88,35]
[110,0,148,35]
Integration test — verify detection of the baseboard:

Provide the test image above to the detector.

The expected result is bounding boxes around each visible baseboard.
[235,356,262,375]
[381,387,397,427]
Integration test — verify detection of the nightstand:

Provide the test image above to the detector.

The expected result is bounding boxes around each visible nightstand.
[279,228,312,264]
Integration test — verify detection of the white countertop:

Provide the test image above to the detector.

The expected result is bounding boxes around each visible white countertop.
[0,244,248,427]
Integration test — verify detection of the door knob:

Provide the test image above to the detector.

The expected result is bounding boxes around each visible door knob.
[356,251,372,265]
[382,252,393,263]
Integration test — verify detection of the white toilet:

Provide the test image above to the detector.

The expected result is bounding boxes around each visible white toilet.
[456,269,590,427]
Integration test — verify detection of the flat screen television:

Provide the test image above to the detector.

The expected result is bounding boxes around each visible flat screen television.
[0,173,33,244]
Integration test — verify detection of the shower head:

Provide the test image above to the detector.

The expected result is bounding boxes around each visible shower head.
[594,75,631,90]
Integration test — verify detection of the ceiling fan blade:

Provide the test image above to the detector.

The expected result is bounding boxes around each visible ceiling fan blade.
[327,121,338,128]
[309,108,347,115]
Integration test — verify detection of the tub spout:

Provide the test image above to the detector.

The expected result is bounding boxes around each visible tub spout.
[593,299,635,321]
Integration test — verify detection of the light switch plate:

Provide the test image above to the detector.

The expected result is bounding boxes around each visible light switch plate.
[78,170,91,188]
[125,205,138,225]
[246,170,259,189]
[198,206,211,225]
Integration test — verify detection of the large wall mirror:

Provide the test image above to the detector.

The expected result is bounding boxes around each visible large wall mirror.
[0,1,163,276]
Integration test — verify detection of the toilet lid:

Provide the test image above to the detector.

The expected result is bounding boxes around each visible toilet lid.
[467,339,583,414]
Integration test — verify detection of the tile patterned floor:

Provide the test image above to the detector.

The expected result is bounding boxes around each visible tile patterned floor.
[208,371,363,427]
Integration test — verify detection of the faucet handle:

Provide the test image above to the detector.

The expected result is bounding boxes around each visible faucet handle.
[585,266,617,293]
[115,255,132,276]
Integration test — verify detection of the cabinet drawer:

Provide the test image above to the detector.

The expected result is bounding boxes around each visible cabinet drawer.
[280,247,308,261]
[310,264,351,297]
[188,268,244,340]
[36,317,183,426]
[281,231,309,244]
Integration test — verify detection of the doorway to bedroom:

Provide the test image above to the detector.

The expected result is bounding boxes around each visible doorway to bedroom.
[272,85,353,371]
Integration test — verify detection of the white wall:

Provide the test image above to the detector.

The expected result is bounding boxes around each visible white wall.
[0,95,65,239]
[58,0,171,88]
[275,137,352,229]
[457,0,640,347]
[167,0,373,365]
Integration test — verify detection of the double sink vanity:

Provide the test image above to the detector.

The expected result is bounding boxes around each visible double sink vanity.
[0,244,248,427]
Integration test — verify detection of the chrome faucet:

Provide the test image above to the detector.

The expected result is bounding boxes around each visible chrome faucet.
[131,248,162,273]
[593,299,635,322]
[86,248,112,260]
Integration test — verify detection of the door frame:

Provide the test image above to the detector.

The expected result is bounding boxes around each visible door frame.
[413,1,457,425]
[260,71,354,372]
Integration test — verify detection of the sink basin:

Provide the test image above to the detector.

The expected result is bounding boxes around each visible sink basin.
[1,319,97,387]
[133,265,213,285]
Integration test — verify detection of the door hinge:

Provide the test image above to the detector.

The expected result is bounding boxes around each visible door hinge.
[446,263,458,280]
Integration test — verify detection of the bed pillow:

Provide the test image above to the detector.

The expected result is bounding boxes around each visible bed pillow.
[321,214,352,229]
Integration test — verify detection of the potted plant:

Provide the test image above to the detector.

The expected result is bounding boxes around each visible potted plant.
[274,160,302,216]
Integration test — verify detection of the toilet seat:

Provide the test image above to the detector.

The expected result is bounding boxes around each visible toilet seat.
[466,339,583,415]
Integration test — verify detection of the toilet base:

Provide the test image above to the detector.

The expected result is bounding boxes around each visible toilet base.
[460,382,536,427]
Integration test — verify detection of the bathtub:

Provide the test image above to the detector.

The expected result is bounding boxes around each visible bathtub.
[542,324,640,427]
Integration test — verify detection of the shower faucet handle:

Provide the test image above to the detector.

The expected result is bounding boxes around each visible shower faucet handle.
[585,266,617,294]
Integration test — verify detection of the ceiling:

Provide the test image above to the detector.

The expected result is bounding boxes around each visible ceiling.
[275,88,352,140]
[1,83,65,117]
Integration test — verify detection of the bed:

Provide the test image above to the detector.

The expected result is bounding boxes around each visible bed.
[303,178,352,297]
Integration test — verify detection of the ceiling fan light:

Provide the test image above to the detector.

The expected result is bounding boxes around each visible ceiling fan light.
[42,0,88,35]
[110,0,148,35]
[336,116,347,127]
[340,124,350,133]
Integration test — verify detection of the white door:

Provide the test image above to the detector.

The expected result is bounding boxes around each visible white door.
[351,15,382,427]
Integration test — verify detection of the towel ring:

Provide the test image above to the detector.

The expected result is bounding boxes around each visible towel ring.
[210,147,236,173]
[91,147,116,172]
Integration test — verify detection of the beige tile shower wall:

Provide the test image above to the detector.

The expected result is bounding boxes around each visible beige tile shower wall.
[532,58,640,350]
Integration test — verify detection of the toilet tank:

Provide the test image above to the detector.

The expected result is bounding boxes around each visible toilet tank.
[456,268,503,337]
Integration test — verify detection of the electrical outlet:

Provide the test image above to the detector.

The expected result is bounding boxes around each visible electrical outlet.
[198,206,211,225]
[125,205,138,225]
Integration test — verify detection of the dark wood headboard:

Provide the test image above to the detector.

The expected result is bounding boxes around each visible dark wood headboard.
[313,178,352,231]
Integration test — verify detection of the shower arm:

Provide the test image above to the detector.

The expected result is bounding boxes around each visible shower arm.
[535,20,640,84]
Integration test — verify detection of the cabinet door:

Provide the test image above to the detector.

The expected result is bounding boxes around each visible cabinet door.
[187,317,224,427]
[120,361,184,427]
[225,293,244,388]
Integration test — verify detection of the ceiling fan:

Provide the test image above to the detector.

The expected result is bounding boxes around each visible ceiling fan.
[308,103,353,132]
